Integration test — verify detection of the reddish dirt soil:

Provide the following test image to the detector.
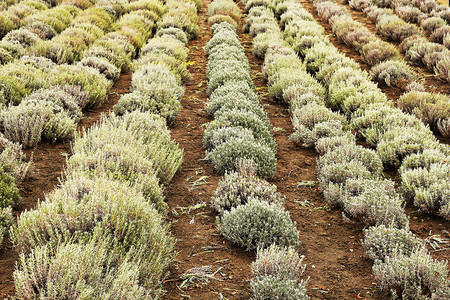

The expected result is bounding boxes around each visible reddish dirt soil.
[0,72,131,298]
[1,0,449,299]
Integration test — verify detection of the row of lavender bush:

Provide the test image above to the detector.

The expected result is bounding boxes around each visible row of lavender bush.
[360,0,450,47]
[0,0,168,149]
[245,0,449,297]
[6,0,200,297]
[0,0,65,39]
[311,0,450,136]
[0,0,131,255]
[205,1,309,298]
[344,0,450,82]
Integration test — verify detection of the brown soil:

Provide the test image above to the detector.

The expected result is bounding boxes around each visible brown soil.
[0,72,131,299]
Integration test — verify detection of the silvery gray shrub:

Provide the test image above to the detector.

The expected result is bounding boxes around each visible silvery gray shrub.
[211,171,283,213]
[217,198,299,250]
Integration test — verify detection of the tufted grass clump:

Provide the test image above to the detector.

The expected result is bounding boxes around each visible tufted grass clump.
[211,171,283,214]
[217,199,299,250]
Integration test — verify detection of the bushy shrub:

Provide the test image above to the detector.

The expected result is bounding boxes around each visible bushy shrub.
[28,40,74,64]
[208,15,238,29]
[19,55,56,72]
[396,6,424,23]
[315,132,356,155]
[377,15,423,42]
[365,6,393,22]
[361,40,401,65]
[206,138,276,177]
[208,0,240,24]
[373,247,449,299]
[206,93,259,117]
[377,126,439,167]
[3,28,41,47]
[251,244,305,280]
[116,64,183,122]
[430,25,450,44]
[290,103,346,147]
[140,36,187,62]
[155,27,188,44]
[69,114,182,187]
[350,103,427,145]
[315,1,349,23]
[319,144,383,175]
[0,62,48,106]
[420,16,446,33]
[328,68,388,115]
[78,57,120,81]
[49,64,111,108]
[125,0,165,16]
[207,64,254,94]
[14,236,170,298]
[24,87,82,120]
[133,53,189,83]
[203,109,274,150]
[0,15,15,39]
[26,21,57,39]
[251,276,309,300]
[211,171,283,213]
[0,170,21,208]
[401,162,449,216]
[217,199,299,250]
[210,80,257,104]
[363,224,424,261]
[342,178,408,228]
[398,92,449,131]
[158,14,199,40]
[370,60,417,88]
[3,98,76,145]
[0,207,12,247]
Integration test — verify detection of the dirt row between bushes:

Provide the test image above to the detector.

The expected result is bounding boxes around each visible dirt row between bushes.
[0,72,132,298]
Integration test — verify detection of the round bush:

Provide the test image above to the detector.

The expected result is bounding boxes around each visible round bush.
[217,199,299,250]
